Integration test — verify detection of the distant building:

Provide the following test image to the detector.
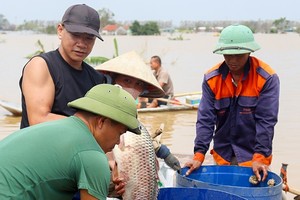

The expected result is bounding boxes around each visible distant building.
[102,24,130,35]
[212,26,224,32]
[160,27,175,33]
[198,27,207,32]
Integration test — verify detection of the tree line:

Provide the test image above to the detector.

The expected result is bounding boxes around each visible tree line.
[1,8,299,35]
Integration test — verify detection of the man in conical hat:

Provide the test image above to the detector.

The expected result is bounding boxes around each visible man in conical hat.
[95,51,181,172]
[97,51,165,98]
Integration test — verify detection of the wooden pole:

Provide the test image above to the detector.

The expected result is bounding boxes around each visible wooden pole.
[156,98,197,108]
[282,184,300,196]
[174,91,202,97]
[280,163,300,196]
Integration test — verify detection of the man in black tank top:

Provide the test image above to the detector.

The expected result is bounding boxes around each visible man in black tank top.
[19,4,107,128]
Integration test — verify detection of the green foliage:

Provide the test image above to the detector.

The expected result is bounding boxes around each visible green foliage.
[130,21,142,35]
[168,34,184,40]
[242,22,257,33]
[113,38,119,57]
[272,17,290,33]
[44,25,57,34]
[2,9,300,35]
[84,57,109,65]
[26,39,45,59]
[26,37,119,66]
[0,14,10,30]
[25,37,120,67]
[17,20,42,32]
[129,20,160,35]
[85,37,119,66]
[98,8,115,29]
[17,20,57,34]
[270,27,278,34]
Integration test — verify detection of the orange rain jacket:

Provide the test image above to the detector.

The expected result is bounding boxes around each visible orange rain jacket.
[194,56,280,166]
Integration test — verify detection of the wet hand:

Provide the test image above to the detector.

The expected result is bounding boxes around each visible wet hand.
[252,161,269,182]
[112,177,126,196]
[184,160,202,176]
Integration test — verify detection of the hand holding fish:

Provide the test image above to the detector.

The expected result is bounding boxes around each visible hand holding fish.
[107,160,126,198]
[112,176,126,196]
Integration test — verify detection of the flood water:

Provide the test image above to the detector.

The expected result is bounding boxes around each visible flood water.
[0,31,300,198]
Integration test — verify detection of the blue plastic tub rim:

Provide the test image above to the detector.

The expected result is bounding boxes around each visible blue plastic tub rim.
[158,187,248,200]
[176,165,283,199]
[179,165,282,188]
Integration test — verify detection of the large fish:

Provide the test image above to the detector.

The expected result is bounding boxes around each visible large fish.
[113,124,159,200]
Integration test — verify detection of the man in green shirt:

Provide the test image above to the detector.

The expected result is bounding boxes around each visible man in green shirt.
[0,84,140,200]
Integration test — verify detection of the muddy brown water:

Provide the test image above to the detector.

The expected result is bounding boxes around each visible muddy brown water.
[0,32,299,199]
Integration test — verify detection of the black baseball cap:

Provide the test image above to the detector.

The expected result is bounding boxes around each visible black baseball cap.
[62,4,103,41]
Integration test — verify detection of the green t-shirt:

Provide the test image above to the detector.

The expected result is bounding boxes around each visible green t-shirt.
[0,116,110,200]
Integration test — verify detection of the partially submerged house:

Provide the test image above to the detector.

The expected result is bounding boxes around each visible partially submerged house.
[102,24,130,35]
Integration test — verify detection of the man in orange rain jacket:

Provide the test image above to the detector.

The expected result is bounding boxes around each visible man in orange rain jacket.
[185,24,280,182]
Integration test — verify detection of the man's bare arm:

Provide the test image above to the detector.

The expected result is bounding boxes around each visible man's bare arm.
[21,56,66,125]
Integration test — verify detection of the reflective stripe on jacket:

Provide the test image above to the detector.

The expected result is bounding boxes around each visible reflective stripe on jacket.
[194,56,280,166]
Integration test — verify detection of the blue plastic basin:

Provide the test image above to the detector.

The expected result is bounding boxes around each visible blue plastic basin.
[158,187,247,200]
[176,165,282,200]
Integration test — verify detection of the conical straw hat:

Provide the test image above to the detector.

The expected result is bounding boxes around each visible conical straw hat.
[95,51,165,98]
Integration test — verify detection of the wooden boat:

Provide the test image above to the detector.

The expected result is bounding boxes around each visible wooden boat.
[0,99,22,116]
[0,98,199,115]
[138,102,198,113]
[0,92,202,116]
[138,92,201,113]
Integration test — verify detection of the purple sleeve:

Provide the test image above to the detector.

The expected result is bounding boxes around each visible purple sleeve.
[254,73,280,157]
[194,78,216,155]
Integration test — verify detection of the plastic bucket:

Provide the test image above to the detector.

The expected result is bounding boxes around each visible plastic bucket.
[176,165,282,200]
[158,187,247,200]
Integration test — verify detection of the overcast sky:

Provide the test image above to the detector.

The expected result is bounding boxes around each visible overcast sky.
[2,0,300,25]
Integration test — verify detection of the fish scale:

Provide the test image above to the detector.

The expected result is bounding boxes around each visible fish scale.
[113,124,159,200]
